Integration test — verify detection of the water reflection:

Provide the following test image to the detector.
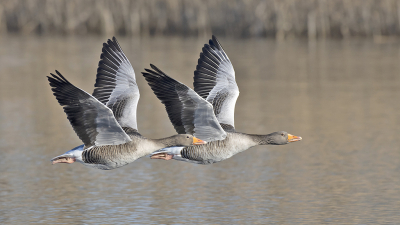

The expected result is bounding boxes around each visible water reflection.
[0,35,400,224]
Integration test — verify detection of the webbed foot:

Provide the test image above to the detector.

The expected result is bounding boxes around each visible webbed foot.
[52,157,76,164]
[150,153,174,160]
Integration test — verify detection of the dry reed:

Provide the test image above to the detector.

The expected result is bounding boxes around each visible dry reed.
[1,0,400,39]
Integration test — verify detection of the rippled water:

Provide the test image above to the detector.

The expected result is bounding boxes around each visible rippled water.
[0,35,400,224]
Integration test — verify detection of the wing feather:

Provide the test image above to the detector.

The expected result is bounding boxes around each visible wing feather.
[193,36,239,130]
[92,37,139,131]
[48,71,132,148]
[142,65,226,142]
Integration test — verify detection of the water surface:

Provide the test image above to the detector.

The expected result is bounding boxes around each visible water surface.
[0,35,400,224]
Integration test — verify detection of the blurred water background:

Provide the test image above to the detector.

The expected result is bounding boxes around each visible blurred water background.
[1,1,400,224]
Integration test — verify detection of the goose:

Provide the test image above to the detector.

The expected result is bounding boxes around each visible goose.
[48,37,206,170]
[142,36,302,165]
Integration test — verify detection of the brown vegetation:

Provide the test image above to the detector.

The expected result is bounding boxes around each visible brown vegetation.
[1,0,400,39]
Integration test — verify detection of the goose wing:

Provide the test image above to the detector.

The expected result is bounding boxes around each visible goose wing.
[193,35,239,131]
[142,65,227,142]
[92,37,140,131]
[48,71,132,148]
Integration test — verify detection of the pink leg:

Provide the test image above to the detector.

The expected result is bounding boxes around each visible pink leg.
[150,153,174,160]
[52,157,76,164]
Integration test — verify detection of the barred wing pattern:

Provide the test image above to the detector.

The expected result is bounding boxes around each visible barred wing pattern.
[92,37,140,131]
[48,71,132,148]
[142,65,226,142]
[193,35,239,131]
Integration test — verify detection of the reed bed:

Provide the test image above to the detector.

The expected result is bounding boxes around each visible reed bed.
[1,0,400,39]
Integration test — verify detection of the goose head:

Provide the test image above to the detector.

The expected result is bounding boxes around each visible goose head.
[173,134,207,146]
[265,131,302,145]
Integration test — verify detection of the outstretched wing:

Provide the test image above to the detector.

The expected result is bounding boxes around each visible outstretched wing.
[92,37,140,131]
[142,64,226,142]
[48,71,132,148]
[193,35,239,131]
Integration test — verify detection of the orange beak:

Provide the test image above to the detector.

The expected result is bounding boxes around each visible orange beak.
[192,137,207,145]
[287,134,302,142]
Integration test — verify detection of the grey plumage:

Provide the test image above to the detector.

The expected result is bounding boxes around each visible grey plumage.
[144,36,301,164]
[92,37,139,130]
[49,37,207,170]
[47,71,132,148]
[142,65,227,142]
[193,35,239,129]
[81,132,146,169]
[180,132,250,164]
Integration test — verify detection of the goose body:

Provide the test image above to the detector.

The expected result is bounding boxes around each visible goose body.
[49,37,205,170]
[142,36,302,165]
[152,132,262,164]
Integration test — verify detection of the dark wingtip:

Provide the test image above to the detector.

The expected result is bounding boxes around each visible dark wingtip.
[144,68,154,74]
[104,36,120,52]
[142,68,158,80]
[111,36,119,46]
[210,35,222,50]
[55,70,69,82]
[150,64,158,71]
[148,64,168,77]
[47,74,56,84]
[106,39,113,47]
[48,71,63,88]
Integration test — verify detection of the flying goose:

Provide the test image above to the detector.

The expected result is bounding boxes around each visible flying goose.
[48,37,206,170]
[142,36,302,164]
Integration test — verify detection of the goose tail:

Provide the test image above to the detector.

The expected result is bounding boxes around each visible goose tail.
[51,144,84,164]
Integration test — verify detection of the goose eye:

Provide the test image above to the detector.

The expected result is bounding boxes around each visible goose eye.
[186,136,189,139]
[281,133,285,136]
